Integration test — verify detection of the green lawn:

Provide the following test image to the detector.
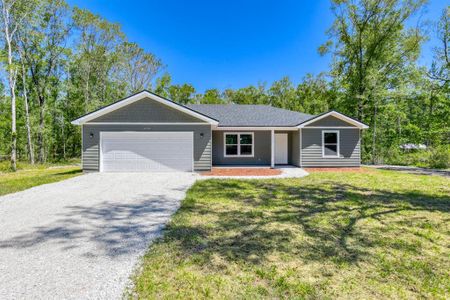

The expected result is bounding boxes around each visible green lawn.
[0,162,82,196]
[132,169,450,299]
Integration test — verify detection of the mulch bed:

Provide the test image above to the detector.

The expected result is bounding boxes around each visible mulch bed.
[305,167,373,173]
[201,168,282,176]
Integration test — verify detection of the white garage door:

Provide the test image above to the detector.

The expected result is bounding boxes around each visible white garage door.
[100,132,193,172]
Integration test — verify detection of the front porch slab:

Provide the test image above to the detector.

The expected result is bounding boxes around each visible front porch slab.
[198,166,309,179]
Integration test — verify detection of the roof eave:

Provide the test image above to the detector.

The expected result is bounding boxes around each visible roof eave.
[214,126,299,130]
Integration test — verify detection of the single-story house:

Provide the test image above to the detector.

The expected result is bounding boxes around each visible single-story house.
[71,90,368,172]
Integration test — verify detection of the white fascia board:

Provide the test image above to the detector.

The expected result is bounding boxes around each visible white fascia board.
[214,126,298,131]
[297,111,369,129]
[302,126,363,129]
[84,122,208,125]
[71,91,219,125]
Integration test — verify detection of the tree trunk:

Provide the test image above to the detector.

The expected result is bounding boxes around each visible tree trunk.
[21,62,34,164]
[357,31,365,121]
[427,91,435,146]
[371,102,378,164]
[61,115,66,160]
[9,69,16,171]
[37,95,45,163]
[84,64,90,113]
[2,3,17,171]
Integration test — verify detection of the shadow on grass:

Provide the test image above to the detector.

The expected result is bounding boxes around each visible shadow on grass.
[163,178,450,266]
[52,169,82,176]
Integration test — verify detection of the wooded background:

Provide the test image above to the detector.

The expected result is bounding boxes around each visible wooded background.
[0,0,448,170]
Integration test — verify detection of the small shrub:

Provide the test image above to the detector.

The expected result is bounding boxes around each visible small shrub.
[382,147,427,167]
[381,145,449,169]
[427,146,450,169]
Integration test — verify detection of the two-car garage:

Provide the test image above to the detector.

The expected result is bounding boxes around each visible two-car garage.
[100,132,194,172]
[73,91,217,173]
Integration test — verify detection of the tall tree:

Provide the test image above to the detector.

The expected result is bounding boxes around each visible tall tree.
[70,7,124,112]
[429,7,449,86]
[19,56,34,163]
[198,89,223,104]
[295,73,335,114]
[20,0,70,162]
[114,41,163,94]
[268,77,296,109]
[320,0,426,162]
[167,83,196,104]
[153,72,172,97]
[0,0,32,170]
[153,73,196,104]
[423,7,450,145]
[223,83,268,105]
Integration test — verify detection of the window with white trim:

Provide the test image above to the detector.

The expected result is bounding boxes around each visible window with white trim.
[322,130,340,157]
[224,133,254,157]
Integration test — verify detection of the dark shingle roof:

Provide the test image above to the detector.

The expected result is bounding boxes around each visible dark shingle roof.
[186,104,314,127]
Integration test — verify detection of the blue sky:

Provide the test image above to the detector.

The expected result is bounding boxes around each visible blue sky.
[67,0,448,92]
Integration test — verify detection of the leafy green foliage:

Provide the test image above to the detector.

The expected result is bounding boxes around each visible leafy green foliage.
[114,41,163,94]
[384,146,450,169]
[428,145,450,169]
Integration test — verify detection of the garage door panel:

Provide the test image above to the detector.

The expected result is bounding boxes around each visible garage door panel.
[103,146,190,158]
[102,159,192,172]
[100,132,193,172]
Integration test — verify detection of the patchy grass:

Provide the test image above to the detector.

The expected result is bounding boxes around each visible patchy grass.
[132,169,450,299]
[0,162,81,196]
[0,158,80,173]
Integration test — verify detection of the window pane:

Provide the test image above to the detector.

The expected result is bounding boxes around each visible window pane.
[324,132,337,144]
[324,144,338,156]
[226,145,238,155]
[240,134,252,145]
[225,134,238,145]
[240,145,252,155]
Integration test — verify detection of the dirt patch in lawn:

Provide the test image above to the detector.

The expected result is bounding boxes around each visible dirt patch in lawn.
[305,167,373,173]
[201,167,282,176]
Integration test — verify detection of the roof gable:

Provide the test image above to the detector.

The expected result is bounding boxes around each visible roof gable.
[88,97,205,123]
[297,111,369,129]
[304,115,354,127]
[71,91,219,125]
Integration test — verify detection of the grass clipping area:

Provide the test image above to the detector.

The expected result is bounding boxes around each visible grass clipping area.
[0,162,81,196]
[132,169,450,299]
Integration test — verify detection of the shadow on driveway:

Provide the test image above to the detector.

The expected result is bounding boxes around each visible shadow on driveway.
[0,194,180,258]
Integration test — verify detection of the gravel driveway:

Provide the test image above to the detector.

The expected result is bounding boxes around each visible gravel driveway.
[0,172,198,299]
[368,165,450,177]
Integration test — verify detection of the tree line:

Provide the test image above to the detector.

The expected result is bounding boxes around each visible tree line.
[0,0,449,170]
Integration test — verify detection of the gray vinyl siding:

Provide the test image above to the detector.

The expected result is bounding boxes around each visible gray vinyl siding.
[301,128,360,167]
[212,131,271,165]
[88,97,206,123]
[82,124,211,171]
[305,115,354,127]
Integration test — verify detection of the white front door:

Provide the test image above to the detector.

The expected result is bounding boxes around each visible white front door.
[100,131,193,172]
[275,133,288,164]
